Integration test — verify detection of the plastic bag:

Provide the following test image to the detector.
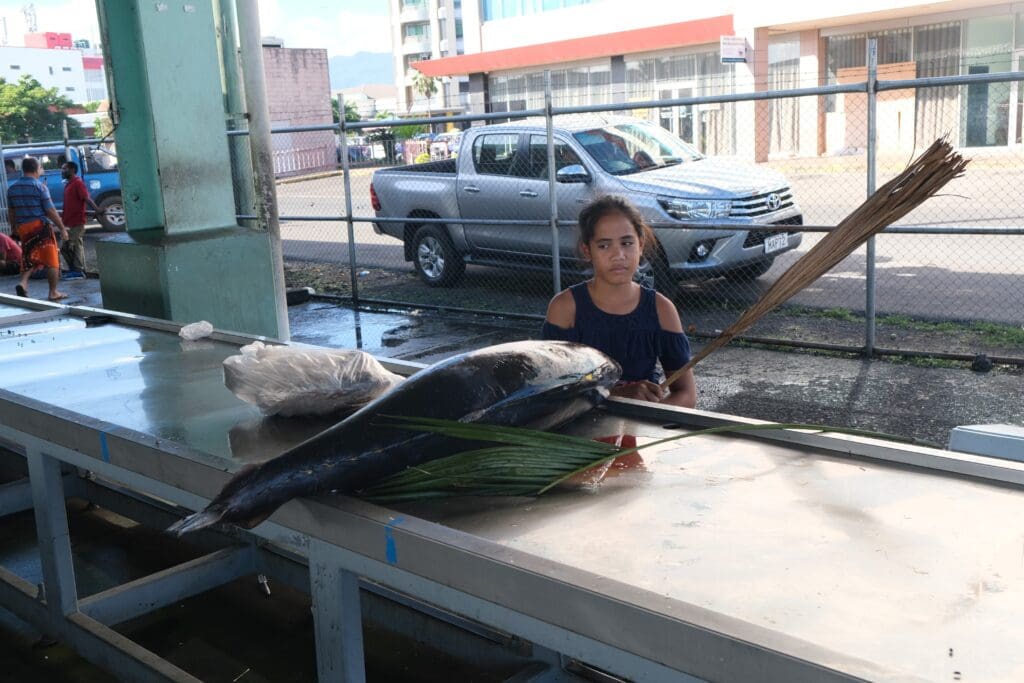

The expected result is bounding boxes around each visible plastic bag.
[223,341,403,417]
[179,320,214,341]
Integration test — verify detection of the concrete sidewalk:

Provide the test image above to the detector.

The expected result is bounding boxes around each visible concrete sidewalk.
[3,272,1020,447]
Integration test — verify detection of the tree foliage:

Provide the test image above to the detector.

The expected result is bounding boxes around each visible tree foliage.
[331,97,361,124]
[412,71,439,103]
[393,123,428,140]
[0,75,83,143]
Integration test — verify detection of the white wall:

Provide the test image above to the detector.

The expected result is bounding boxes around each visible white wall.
[0,47,89,103]
[480,1,734,51]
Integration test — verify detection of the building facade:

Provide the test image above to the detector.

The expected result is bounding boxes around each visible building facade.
[389,0,471,115]
[336,84,400,119]
[0,44,89,103]
[1,31,108,105]
[261,45,335,177]
[409,0,1024,160]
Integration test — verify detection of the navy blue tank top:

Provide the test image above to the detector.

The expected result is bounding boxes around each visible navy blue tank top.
[541,283,691,383]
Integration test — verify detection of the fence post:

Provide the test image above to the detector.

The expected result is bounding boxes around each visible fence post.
[217,0,258,229]
[62,119,70,163]
[339,95,359,308]
[0,138,8,234]
[544,70,561,296]
[236,0,291,340]
[865,38,878,355]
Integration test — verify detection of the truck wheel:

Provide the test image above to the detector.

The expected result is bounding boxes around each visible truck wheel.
[412,226,464,287]
[723,258,774,282]
[97,196,126,231]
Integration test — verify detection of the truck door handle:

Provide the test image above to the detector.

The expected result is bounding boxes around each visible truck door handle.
[519,190,538,198]
[463,185,480,194]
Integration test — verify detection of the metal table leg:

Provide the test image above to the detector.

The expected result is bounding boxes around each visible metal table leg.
[310,538,366,683]
[26,446,78,618]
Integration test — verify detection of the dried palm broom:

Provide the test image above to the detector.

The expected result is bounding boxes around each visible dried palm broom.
[661,137,969,390]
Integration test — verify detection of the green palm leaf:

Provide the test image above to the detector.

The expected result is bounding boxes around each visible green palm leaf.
[360,417,934,503]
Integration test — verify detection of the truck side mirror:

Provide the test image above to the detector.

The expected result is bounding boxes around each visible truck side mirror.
[556,164,590,183]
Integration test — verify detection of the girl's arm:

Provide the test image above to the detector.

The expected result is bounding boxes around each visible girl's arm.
[655,293,698,409]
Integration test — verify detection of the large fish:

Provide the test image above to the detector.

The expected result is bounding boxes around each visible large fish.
[170,341,621,534]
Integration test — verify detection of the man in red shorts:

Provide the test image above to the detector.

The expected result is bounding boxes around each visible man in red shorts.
[6,156,69,301]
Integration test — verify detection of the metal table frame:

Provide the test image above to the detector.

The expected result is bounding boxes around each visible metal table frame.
[0,299,1021,682]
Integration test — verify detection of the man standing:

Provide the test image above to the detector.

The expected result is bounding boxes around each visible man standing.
[60,161,103,279]
[7,157,68,301]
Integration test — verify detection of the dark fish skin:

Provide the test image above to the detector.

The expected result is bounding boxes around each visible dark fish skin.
[169,341,621,534]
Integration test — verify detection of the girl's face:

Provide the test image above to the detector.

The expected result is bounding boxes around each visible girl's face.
[581,211,643,284]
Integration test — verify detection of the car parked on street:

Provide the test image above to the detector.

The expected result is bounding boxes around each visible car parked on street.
[4,145,124,231]
[370,115,802,290]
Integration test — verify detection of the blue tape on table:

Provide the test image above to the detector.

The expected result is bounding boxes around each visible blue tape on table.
[99,432,110,463]
[384,516,405,565]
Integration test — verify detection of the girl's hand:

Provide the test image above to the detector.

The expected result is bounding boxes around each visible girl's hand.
[611,380,665,403]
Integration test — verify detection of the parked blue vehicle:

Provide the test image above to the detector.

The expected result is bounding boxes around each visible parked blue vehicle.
[3,145,124,231]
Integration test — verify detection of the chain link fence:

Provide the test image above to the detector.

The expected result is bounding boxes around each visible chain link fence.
[250,62,1024,363]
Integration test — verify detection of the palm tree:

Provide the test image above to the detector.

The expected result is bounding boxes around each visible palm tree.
[412,70,439,131]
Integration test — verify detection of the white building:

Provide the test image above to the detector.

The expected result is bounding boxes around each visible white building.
[336,84,400,120]
[410,0,1024,160]
[389,0,471,115]
[0,46,89,104]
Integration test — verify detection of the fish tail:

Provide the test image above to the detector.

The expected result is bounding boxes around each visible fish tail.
[166,504,227,536]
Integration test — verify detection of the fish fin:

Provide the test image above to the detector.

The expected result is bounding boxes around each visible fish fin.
[166,505,227,536]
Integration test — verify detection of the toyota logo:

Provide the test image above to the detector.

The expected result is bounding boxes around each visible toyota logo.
[766,193,781,211]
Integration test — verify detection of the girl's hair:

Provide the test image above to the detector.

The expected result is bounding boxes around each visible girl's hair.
[577,195,655,255]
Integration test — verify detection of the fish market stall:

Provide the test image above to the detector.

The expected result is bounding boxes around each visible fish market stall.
[0,295,1022,682]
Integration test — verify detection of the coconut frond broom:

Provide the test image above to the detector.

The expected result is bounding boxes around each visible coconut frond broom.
[661,137,968,390]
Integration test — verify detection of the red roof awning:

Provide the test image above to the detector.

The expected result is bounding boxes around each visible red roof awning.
[414,15,733,77]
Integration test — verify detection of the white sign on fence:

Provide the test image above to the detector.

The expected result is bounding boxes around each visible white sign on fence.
[720,36,747,63]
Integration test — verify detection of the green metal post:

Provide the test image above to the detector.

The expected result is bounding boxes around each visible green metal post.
[93,0,287,340]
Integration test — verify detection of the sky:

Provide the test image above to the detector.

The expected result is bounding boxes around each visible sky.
[0,0,393,56]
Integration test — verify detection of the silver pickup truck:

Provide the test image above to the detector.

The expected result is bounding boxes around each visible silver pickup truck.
[371,115,803,290]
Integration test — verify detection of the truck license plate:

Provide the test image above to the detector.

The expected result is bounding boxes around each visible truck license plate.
[764,233,788,254]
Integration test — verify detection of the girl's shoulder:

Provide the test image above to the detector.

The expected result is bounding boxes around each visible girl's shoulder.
[545,287,577,328]
[652,290,683,332]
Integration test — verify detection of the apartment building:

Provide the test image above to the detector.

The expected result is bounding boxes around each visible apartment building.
[1,31,108,105]
[389,0,471,115]
[408,0,1024,160]
[0,44,89,103]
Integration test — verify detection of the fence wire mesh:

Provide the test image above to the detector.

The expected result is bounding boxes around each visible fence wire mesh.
[243,71,1024,363]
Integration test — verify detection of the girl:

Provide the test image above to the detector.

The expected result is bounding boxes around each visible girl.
[542,195,697,408]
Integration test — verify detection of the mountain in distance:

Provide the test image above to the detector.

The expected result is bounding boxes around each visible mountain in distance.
[329,52,394,90]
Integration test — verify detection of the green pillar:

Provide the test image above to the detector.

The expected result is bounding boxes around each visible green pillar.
[94,0,288,339]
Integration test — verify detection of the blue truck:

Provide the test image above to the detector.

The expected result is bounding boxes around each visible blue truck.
[4,144,124,231]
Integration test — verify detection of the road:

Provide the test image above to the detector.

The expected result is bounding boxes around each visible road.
[274,164,1024,324]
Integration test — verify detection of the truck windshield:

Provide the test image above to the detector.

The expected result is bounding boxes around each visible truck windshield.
[87,146,118,172]
[572,122,702,176]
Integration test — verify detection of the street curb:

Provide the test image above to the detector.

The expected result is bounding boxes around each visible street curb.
[276,166,378,185]
[276,170,343,185]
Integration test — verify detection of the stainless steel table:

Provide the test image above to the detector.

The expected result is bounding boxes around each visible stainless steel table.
[0,295,1021,682]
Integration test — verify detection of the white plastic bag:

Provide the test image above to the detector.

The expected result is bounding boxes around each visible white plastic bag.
[179,320,214,341]
[223,342,403,417]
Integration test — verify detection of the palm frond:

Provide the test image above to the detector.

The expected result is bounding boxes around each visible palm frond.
[359,418,933,503]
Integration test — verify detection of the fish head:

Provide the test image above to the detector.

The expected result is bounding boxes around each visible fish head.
[549,341,622,394]
[484,340,622,398]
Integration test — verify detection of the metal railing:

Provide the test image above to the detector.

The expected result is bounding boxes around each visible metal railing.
[218,40,1024,364]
